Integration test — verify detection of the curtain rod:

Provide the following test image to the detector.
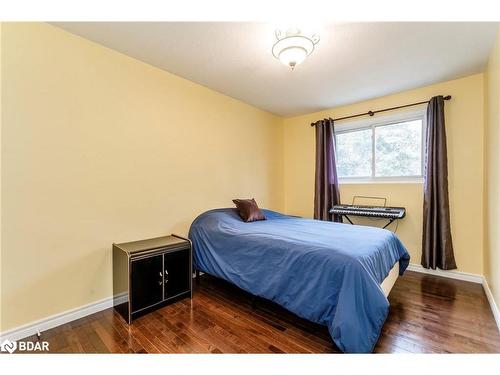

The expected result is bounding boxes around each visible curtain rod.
[310,95,451,126]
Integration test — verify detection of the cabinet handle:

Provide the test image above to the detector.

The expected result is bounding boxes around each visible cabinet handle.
[158,281,163,286]
[159,272,163,277]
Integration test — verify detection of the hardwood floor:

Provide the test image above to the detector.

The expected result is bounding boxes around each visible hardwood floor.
[21,271,500,353]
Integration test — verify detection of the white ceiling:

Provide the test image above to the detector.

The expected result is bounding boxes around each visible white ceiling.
[53,22,498,117]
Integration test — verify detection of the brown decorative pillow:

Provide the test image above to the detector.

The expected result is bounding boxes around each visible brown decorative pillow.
[232,198,266,222]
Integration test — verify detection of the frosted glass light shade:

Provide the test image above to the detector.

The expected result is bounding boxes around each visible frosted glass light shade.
[272,35,317,69]
[277,46,308,68]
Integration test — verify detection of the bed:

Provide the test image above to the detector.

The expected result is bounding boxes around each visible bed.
[188,208,410,353]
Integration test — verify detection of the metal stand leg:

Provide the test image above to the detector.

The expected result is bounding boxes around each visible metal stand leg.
[383,219,395,229]
[344,215,354,225]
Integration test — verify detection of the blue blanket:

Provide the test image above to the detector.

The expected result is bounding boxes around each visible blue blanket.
[188,208,410,353]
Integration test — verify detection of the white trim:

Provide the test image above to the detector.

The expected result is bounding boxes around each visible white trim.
[482,279,500,333]
[335,107,426,131]
[407,263,483,283]
[0,296,114,342]
[114,292,128,305]
[339,177,424,184]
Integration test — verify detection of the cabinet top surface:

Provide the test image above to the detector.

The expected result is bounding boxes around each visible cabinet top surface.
[114,235,189,254]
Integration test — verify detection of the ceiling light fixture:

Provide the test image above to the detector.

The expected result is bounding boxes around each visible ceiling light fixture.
[272,28,320,70]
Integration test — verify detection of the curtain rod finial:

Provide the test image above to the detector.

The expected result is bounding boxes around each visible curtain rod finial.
[444,95,452,100]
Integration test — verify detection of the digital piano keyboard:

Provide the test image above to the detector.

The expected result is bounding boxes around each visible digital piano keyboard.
[329,204,406,229]
[330,204,406,219]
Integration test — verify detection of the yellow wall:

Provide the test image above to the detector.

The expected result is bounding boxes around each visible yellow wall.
[283,74,485,274]
[0,22,494,334]
[0,23,284,331]
[484,26,500,308]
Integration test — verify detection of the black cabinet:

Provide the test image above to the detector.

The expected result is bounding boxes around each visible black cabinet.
[164,249,190,299]
[112,234,192,324]
[131,254,163,312]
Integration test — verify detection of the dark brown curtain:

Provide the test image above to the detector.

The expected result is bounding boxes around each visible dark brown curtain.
[313,118,341,222]
[421,96,457,270]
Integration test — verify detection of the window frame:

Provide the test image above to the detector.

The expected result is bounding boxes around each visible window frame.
[334,109,426,184]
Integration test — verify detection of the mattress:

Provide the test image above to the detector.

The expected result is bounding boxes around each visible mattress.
[189,208,410,352]
[381,262,399,297]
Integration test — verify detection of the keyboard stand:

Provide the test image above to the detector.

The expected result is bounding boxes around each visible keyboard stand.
[330,200,405,231]
[341,214,354,225]
[337,214,397,229]
[382,218,397,229]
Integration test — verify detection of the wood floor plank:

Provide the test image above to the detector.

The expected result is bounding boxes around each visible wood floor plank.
[27,271,500,353]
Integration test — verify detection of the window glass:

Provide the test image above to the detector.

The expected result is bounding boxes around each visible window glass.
[336,128,373,178]
[374,120,423,177]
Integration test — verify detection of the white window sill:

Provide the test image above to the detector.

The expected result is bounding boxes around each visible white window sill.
[339,178,424,185]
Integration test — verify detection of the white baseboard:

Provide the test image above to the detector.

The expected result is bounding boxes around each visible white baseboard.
[0,296,114,342]
[406,263,483,283]
[482,279,500,333]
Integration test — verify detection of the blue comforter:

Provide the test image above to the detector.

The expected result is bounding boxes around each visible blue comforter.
[188,208,410,353]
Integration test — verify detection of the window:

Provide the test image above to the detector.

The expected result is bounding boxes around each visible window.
[335,111,425,182]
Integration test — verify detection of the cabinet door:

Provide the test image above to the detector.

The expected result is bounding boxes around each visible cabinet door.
[131,254,163,312]
[164,249,190,299]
